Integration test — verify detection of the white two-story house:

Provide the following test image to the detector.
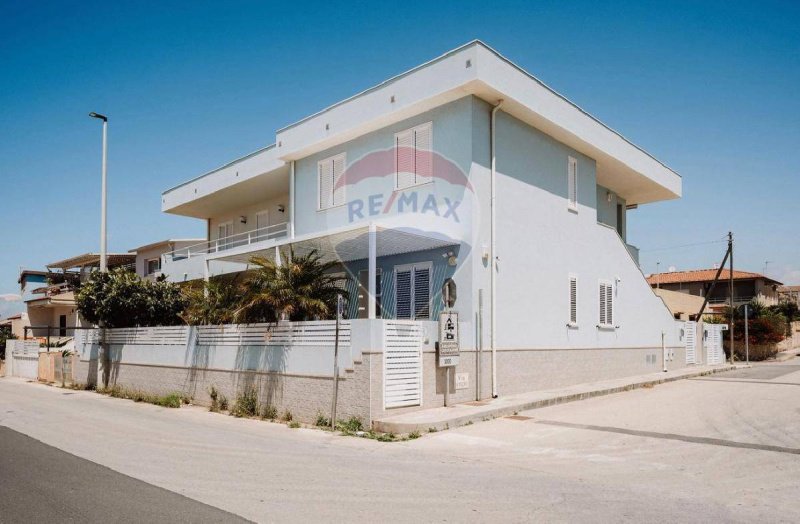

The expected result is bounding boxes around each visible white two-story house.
[159,41,685,411]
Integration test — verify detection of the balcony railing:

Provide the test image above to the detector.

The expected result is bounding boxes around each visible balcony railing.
[164,222,289,262]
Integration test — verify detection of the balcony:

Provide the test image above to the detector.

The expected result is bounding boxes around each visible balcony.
[160,222,289,281]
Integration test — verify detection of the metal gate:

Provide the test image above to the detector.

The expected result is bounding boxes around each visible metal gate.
[684,321,697,364]
[384,321,424,409]
[705,324,725,365]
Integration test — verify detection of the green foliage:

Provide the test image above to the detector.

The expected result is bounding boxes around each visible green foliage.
[208,385,228,412]
[231,387,259,418]
[96,385,183,408]
[76,268,186,328]
[315,412,331,427]
[281,409,293,422]
[235,249,346,323]
[0,326,16,360]
[181,276,243,325]
[335,416,363,435]
[408,431,421,439]
[261,404,278,420]
[288,421,301,429]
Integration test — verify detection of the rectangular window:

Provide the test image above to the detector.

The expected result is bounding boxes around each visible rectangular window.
[146,258,161,275]
[599,280,614,327]
[394,262,431,320]
[395,122,433,190]
[569,275,578,325]
[318,153,346,210]
[567,156,578,210]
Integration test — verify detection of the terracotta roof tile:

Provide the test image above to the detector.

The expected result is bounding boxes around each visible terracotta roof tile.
[646,268,782,286]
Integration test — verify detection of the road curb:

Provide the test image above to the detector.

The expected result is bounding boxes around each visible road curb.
[373,365,745,434]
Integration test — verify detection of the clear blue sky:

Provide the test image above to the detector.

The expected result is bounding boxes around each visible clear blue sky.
[1,0,798,317]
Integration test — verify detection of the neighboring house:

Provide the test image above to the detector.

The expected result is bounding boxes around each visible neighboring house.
[647,269,783,309]
[22,253,136,338]
[0,312,28,339]
[129,239,204,280]
[653,288,708,321]
[156,40,686,404]
[777,285,800,307]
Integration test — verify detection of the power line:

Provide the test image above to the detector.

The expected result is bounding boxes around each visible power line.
[639,239,727,254]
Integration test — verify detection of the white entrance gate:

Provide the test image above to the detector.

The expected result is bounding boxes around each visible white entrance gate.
[7,340,40,380]
[705,324,725,365]
[684,321,697,364]
[384,321,424,409]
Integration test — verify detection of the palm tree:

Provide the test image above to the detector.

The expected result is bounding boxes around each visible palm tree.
[236,249,345,323]
[181,276,242,325]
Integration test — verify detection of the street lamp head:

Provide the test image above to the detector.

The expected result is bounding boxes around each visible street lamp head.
[89,112,108,122]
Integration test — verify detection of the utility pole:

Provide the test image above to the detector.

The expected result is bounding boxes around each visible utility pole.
[728,232,735,365]
[656,261,661,289]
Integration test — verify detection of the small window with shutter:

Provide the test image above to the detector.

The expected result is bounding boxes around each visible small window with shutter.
[395,122,433,190]
[599,280,614,327]
[318,153,346,210]
[568,275,578,326]
[567,156,578,210]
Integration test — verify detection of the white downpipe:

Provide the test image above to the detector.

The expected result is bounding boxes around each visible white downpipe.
[490,100,503,398]
[289,161,296,239]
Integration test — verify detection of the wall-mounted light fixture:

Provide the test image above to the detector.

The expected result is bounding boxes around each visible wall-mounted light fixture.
[240,216,247,224]
[277,204,285,213]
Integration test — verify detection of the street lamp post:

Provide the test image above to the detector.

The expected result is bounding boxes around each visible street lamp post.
[89,112,108,272]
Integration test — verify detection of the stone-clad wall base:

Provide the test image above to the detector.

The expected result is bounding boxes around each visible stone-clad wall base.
[74,357,372,424]
[373,346,688,421]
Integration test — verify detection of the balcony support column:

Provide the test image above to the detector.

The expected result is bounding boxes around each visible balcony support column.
[368,222,377,320]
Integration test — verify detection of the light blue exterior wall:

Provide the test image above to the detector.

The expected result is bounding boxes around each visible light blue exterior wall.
[596,184,626,240]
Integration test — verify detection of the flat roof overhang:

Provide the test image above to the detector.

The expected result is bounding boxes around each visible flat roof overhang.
[162,145,289,218]
[163,41,681,216]
[46,253,136,271]
[209,224,458,266]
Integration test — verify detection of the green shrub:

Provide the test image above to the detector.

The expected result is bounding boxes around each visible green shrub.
[282,410,293,422]
[231,387,259,418]
[335,417,363,435]
[155,393,183,408]
[288,421,300,429]
[408,431,421,440]
[261,405,278,420]
[208,385,228,412]
[315,412,331,427]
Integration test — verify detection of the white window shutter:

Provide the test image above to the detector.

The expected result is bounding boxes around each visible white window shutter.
[568,157,578,209]
[395,130,414,189]
[318,159,333,209]
[414,123,432,185]
[569,277,578,324]
[606,283,614,325]
[332,154,346,207]
[599,283,607,325]
[413,266,430,319]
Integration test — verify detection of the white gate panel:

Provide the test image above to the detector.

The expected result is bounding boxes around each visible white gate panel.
[384,321,423,409]
[8,340,40,380]
[684,321,697,364]
[705,325,724,365]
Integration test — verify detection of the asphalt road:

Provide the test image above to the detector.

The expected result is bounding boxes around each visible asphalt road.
[1,360,799,522]
[0,425,246,523]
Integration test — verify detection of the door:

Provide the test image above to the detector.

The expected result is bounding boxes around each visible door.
[394,263,431,320]
[255,211,269,242]
[59,315,67,337]
[217,222,233,251]
[357,269,382,319]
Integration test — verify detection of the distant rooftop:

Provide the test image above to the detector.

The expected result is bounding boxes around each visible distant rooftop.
[46,253,136,271]
[647,269,782,286]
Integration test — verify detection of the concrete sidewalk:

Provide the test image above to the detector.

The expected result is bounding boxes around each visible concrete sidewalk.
[374,364,743,433]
